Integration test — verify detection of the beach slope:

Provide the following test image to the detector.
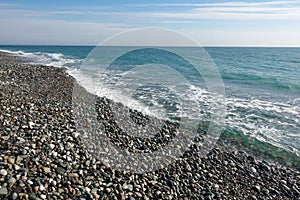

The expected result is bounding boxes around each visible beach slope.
[0,52,299,199]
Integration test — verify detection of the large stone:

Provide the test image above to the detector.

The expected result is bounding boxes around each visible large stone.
[0,187,8,195]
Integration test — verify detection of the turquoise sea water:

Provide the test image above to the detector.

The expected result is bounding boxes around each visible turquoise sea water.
[0,45,299,167]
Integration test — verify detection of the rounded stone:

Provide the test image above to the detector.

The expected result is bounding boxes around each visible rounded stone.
[0,187,8,195]
[8,177,17,187]
[0,169,8,176]
[12,192,18,200]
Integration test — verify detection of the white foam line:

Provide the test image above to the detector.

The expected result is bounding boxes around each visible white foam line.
[0,48,82,69]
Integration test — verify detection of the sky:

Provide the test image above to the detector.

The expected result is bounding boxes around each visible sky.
[0,0,300,46]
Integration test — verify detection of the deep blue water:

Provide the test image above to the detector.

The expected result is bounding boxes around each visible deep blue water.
[0,45,299,167]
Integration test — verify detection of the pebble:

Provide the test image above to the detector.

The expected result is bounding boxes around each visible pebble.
[8,157,15,164]
[214,184,220,190]
[135,192,142,198]
[49,144,55,149]
[93,193,100,199]
[123,184,134,191]
[14,164,21,171]
[56,167,66,174]
[18,193,28,199]
[86,187,91,193]
[0,187,8,195]
[91,188,98,194]
[39,185,45,191]
[253,185,261,192]
[12,192,18,200]
[0,169,8,176]
[279,179,287,185]
[250,167,257,174]
[43,167,51,173]
[28,121,35,129]
[68,173,79,178]
[33,186,39,192]
[8,177,17,187]
[19,180,26,188]
[129,196,135,200]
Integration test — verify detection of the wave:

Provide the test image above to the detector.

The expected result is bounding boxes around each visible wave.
[226,96,300,158]
[223,72,300,91]
[0,48,82,68]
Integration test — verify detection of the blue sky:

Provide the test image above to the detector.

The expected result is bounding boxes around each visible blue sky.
[0,0,300,46]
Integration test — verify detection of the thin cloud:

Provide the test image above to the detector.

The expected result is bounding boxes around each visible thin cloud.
[2,0,300,21]
[126,0,300,20]
[0,3,19,7]
[153,12,300,20]
[127,1,300,7]
[123,0,300,19]
[0,18,126,45]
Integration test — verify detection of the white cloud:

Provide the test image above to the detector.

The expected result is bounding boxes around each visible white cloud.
[123,0,300,20]
[151,11,300,20]
[0,0,299,46]
[128,1,300,7]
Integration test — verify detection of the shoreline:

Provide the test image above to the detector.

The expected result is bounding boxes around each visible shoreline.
[0,52,299,199]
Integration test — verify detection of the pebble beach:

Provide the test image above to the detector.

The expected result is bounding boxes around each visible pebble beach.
[0,52,299,199]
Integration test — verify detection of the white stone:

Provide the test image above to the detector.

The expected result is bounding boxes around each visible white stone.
[214,184,220,190]
[14,165,21,171]
[39,185,45,191]
[0,169,7,176]
[85,187,91,193]
[251,167,257,173]
[28,121,35,129]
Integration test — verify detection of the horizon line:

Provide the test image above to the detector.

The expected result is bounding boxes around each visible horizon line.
[1,44,300,48]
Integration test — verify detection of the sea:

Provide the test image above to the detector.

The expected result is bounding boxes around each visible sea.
[0,45,299,168]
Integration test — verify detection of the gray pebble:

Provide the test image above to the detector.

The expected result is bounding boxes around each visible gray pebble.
[0,187,8,195]
[135,192,142,198]
[56,167,66,174]
[123,184,134,191]
[12,192,18,200]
